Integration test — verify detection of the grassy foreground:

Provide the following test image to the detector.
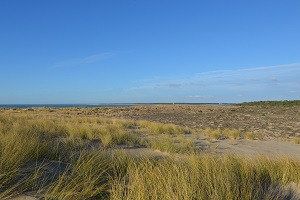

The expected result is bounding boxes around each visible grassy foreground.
[0,112,300,199]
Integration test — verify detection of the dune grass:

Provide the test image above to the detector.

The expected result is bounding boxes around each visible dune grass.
[44,151,110,199]
[245,132,256,140]
[138,120,193,135]
[222,128,241,139]
[145,135,195,153]
[201,127,262,141]
[111,154,300,200]
[0,112,300,199]
[293,137,300,144]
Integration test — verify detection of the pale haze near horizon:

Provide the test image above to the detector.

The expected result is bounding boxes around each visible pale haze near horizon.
[0,1,299,104]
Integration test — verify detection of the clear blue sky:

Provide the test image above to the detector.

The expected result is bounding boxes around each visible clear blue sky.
[1,0,299,104]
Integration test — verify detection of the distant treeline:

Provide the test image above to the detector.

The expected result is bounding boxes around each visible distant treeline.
[238,100,300,106]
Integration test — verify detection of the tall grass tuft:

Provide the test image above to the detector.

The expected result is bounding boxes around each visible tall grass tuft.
[245,132,256,140]
[111,154,300,200]
[45,151,109,199]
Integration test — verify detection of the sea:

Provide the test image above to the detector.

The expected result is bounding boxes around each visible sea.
[0,103,233,108]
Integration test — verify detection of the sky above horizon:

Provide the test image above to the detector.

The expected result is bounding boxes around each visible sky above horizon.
[1,0,300,104]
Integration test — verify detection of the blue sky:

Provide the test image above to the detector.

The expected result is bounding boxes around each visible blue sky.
[0,0,299,104]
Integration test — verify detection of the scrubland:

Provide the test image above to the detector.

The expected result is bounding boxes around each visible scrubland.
[0,111,300,199]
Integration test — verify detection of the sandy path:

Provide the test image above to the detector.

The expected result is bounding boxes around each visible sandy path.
[196,137,300,158]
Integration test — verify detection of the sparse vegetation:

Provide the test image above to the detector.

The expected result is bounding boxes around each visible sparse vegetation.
[202,128,254,140]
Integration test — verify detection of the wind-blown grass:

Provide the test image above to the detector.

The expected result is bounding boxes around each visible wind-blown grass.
[111,154,300,200]
[0,112,300,199]
[44,151,110,199]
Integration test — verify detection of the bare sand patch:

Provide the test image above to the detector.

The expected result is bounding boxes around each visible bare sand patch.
[195,137,300,158]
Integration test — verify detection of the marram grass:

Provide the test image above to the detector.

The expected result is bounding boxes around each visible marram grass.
[0,113,299,199]
[110,154,300,200]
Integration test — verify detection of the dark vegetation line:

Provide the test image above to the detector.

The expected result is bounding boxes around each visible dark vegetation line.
[238,100,300,106]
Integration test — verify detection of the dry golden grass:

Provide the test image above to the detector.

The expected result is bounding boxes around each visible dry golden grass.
[146,135,195,153]
[294,137,300,144]
[223,128,241,139]
[201,127,262,141]
[110,154,300,200]
[245,132,256,140]
[0,112,300,199]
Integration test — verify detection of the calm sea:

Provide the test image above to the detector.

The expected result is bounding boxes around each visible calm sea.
[0,103,147,108]
[0,103,232,108]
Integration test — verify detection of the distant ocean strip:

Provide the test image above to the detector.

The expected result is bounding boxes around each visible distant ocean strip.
[0,103,233,108]
[0,104,143,108]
